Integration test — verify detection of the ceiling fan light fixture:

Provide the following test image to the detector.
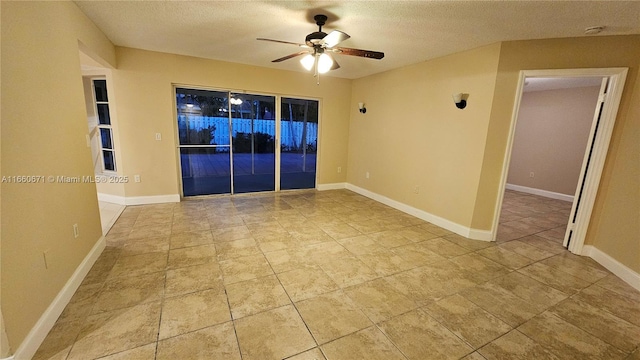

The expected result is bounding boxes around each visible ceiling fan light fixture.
[300,54,315,71]
[317,53,333,74]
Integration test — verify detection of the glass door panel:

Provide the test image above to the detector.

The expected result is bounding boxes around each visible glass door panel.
[231,93,276,193]
[177,88,232,196]
[280,98,318,190]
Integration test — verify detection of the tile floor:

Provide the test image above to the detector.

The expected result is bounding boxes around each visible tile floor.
[99,201,126,235]
[34,189,640,360]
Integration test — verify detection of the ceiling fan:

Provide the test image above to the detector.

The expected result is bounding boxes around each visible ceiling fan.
[257,14,384,83]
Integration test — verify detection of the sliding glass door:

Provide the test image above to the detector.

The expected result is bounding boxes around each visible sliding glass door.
[177,88,278,196]
[231,93,276,193]
[280,98,318,190]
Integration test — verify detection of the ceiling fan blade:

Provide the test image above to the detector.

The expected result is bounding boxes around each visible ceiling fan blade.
[257,38,308,48]
[272,51,310,63]
[333,47,385,60]
[322,30,350,48]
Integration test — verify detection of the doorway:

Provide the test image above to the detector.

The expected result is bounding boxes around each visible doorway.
[493,68,628,255]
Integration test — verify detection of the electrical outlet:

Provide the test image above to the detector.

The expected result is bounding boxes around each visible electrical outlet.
[134,175,141,183]
[155,133,162,140]
[366,172,370,179]
[529,172,535,178]
[337,167,341,173]
[73,224,79,238]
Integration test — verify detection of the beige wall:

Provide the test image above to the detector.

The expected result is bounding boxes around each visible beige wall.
[1,1,115,351]
[470,35,640,272]
[111,47,352,198]
[507,86,601,195]
[347,43,501,228]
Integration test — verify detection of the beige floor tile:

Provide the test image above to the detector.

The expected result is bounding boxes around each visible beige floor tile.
[159,289,231,339]
[219,253,274,284]
[517,235,566,254]
[171,220,210,234]
[296,291,372,344]
[32,319,83,360]
[215,237,261,261]
[263,247,317,273]
[357,249,414,276]
[391,243,447,268]
[499,239,556,261]
[460,352,489,360]
[517,262,591,295]
[386,263,476,305]
[318,255,379,288]
[318,222,361,240]
[321,326,406,360]
[284,347,326,360]
[540,254,611,283]
[379,308,473,360]
[121,236,170,256]
[167,244,217,269]
[235,305,316,360]
[109,251,167,279]
[418,222,455,236]
[479,330,559,360]
[97,343,157,360]
[92,272,165,313]
[595,274,640,303]
[460,283,543,327]
[421,237,472,258]
[575,285,640,327]
[449,253,511,284]
[518,312,627,359]
[156,322,241,360]
[368,230,413,248]
[165,262,223,297]
[343,278,417,323]
[491,272,567,310]
[67,302,161,360]
[209,215,245,228]
[549,298,640,353]
[443,234,495,251]
[278,266,339,302]
[425,294,512,348]
[56,283,103,323]
[396,226,441,243]
[128,224,171,240]
[476,246,534,270]
[256,233,299,252]
[226,275,290,319]
[212,225,253,242]
[337,235,386,255]
[169,230,213,249]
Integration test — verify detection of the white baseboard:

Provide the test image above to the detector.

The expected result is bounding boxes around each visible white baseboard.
[506,183,574,202]
[345,184,492,241]
[0,355,13,360]
[582,245,640,291]
[317,183,347,191]
[98,193,180,206]
[10,237,106,360]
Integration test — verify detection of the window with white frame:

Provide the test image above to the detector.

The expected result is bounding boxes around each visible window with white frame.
[93,79,116,171]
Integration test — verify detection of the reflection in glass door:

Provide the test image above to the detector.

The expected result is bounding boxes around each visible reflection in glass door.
[280,98,318,190]
[231,93,276,193]
[177,88,232,196]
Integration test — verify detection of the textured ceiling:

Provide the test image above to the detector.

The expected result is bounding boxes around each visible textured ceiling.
[75,1,640,79]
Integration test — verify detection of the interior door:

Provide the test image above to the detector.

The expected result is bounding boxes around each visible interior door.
[563,77,609,249]
[231,93,276,194]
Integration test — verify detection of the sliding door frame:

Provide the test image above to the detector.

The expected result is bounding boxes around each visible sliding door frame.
[173,84,322,198]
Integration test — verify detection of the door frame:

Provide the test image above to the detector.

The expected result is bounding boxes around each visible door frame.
[492,67,628,255]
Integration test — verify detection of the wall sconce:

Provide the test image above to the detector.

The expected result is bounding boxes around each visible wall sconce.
[452,93,467,109]
[358,102,367,114]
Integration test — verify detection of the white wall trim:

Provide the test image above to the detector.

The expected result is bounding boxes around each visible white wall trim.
[98,193,180,206]
[97,192,126,205]
[582,245,640,292]
[505,183,574,202]
[124,194,180,205]
[317,183,347,191]
[10,237,106,360]
[345,184,492,241]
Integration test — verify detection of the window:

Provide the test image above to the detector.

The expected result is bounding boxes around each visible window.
[93,79,116,171]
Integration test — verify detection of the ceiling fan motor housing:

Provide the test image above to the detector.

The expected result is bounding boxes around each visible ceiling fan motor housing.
[305,32,327,46]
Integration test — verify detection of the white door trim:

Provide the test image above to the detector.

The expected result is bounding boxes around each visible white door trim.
[492,67,628,256]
